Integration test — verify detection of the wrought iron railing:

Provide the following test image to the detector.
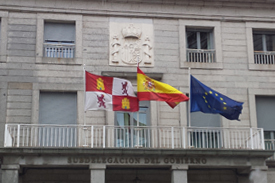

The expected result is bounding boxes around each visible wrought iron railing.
[4,124,265,150]
[44,43,75,58]
[254,51,275,64]
[186,49,216,63]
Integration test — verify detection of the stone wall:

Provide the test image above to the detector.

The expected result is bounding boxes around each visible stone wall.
[0,0,275,143]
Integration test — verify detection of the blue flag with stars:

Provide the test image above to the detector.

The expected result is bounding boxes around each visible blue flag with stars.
[190,75,243,120]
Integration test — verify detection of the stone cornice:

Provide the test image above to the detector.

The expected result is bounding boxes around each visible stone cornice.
[1,1,275,23]
[101,71,163,80]
[0,148,273,159]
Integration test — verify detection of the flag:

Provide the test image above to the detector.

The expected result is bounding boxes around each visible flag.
[85,71,139,112]
[190,75,243,120]
[137,67,189,108]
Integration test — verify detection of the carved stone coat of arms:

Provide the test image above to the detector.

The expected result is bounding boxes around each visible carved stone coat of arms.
[109,19,154,67]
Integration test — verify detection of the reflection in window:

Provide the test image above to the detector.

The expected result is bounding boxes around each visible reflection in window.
[115,102,150,148]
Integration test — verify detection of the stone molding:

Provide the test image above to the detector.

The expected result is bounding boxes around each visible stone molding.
[1,165,20,170]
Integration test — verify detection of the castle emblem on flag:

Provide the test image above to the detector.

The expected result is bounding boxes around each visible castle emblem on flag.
[143,77,155,91]
[122,98,130,109]
[97,94,106,108]
[121,82,128,95]
[97,78,105,91]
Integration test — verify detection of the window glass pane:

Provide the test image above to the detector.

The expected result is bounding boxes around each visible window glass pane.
[44,22,75,43]
[133,107,148,126]
[115,102,149,127]
[200,32,209,49]
[186,101,221,127]
[116,112,130,126]
[256,96,275,131]
[253,34,263,51]
[187,31,197,49]
[39,92,77,125]
[266,34,275,51]
[264,131,272,139]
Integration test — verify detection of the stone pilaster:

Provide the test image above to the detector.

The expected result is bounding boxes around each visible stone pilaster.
[1,165,20,183]
[171,165,188,183]
[90,164,106,183]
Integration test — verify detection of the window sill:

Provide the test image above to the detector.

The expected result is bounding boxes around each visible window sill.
[249,63,275,71]
[36,57,82,65]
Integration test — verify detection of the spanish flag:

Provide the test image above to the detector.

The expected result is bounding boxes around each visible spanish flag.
[137,67,189,108]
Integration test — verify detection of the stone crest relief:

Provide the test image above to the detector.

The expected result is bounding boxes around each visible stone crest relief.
[109,21,154,67]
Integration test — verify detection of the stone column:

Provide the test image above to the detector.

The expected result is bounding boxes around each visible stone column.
[249,166,268,183]
[90,164,106,183]
[171,165,188,183]
[1,165,20,183]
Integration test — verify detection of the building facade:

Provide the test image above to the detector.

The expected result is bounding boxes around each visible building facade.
[0,0,275,182]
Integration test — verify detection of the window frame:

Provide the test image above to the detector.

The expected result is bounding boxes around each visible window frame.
[246,22,275,70]
[31,83,83,125]
[43,21,76,59]
[179,19,223,69]
[0,11,8,63]
[36,13,82,65]
[248,88,275,128]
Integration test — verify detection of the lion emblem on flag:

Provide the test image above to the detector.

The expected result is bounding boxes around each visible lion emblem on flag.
[121,81,128,95]
[97,94,106,108]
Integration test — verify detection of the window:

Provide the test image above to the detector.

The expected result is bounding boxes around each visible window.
[186,28,215,63]
[256,96,275,150]
[179,20,222,69]
[36,13,82,64]
[38,92,77,147]
[253,31,275,64]
[114,101,150,148]
[189,110,221,149]
[39,92,77,125]
[44,22,75,58]
[246,22,275,70]
[0,11,8,63]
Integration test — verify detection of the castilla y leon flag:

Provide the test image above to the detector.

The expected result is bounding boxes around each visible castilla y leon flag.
[85,71,139,112]
[137,67,189,108]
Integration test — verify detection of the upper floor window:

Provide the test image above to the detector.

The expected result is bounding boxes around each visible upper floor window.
[253,31,275,64]
[44,22,75,58]
[186,28,215,63]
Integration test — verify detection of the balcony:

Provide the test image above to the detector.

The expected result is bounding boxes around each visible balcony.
[43,42,75,58]
[186,49,215,63]
[5,124,265,150]
[254,51,275,64]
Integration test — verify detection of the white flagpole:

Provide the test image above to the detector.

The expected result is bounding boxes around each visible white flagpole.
[188,67,191,127]
[136,58,140,146]
[83,64,86,126]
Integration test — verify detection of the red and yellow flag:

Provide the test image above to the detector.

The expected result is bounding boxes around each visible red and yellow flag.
[137,68,189,108]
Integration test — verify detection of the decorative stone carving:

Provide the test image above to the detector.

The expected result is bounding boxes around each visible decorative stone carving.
[109,19,154,67]
[142,37,152,64]
[111,35,121,63]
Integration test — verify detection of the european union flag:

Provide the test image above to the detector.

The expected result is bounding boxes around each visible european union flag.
[190,75,243,120]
